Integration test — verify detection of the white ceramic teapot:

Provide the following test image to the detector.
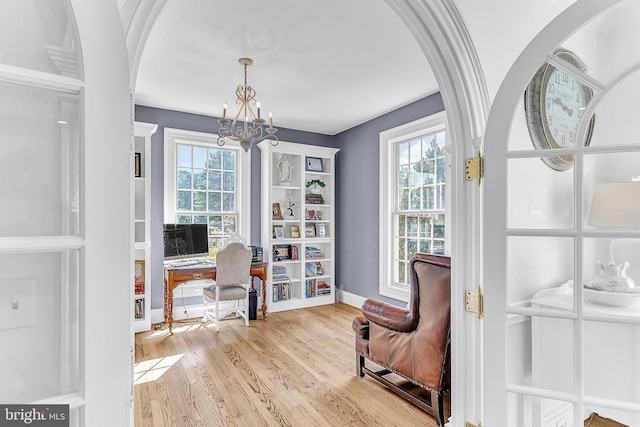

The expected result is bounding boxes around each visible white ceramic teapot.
[591,261,635,293]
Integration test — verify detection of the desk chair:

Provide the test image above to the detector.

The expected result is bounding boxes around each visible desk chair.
[202,234,252,332]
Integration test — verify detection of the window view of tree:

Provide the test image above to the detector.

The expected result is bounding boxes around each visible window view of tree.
[394,131,446,285]
[175,144,238,257]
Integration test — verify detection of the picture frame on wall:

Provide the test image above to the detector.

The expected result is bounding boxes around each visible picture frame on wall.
[134,153,142,177]
[305,156,324,172]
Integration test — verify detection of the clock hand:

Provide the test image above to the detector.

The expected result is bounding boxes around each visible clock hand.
[553,97,574,117]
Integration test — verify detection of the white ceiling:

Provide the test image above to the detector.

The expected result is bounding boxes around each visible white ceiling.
[134,0,437,135]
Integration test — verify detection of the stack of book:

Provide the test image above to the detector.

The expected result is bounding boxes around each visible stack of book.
[317,280,330,296]
[305,246,325,259]
[273,282,291,302]
[305,193,324,204]
[272,265,289,284]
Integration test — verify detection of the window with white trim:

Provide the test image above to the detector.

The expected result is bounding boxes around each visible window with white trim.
[164,128,251,258]
[379,112,448,301]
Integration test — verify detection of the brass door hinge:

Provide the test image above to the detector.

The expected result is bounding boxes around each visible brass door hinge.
[465,287,483,319]
[465,151,483,185]
[466,422,482,427]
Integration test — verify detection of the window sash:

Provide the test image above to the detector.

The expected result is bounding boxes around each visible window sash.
[379,112,447,301]
[164,128,251,255]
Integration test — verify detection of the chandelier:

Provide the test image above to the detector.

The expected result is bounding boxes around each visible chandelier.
[217,58,279,152]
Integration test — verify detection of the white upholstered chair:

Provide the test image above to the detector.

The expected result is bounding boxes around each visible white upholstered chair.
[202,234,252,332]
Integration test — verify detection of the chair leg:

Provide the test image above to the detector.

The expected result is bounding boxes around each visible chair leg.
[215,297,220,332]
[356,354,364,377]
[431,390,445,427]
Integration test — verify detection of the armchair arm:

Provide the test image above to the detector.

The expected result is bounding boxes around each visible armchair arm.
[361,298,417,333]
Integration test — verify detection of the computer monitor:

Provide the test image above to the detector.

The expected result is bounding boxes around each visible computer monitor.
[163,223,209,260]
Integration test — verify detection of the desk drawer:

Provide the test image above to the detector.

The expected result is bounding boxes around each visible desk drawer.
[170,269,216,282]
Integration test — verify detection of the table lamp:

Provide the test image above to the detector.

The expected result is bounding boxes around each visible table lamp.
[587,181,640,290]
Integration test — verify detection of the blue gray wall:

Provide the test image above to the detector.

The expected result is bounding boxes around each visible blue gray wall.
[135,93,444,311]
[333,93,444,304]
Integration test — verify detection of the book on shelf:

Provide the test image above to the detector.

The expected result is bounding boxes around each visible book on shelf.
[305,194,325,204]
[305,279,316,298]
[305,246,325,259]
[272,282,291,302]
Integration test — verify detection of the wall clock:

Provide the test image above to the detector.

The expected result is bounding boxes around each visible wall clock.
[524,48,595,171]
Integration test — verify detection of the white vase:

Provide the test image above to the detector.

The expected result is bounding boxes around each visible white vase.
[310,184,322,194]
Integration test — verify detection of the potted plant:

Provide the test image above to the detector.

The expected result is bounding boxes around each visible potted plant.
[306,179,326,194]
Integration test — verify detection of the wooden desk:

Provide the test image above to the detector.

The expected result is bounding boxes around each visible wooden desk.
[164,262,268,334]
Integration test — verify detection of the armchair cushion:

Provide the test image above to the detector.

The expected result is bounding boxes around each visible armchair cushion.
[361,299,414,332]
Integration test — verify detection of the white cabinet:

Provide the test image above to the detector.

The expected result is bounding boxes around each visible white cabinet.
[133,121,157,332]
[531,286,640,426]
[258,141,339,313]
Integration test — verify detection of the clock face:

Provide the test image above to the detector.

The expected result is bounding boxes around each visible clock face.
[524,49,595,171]
[542,67,588,148]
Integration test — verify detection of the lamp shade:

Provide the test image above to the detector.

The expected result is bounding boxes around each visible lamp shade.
[588,182,640,228]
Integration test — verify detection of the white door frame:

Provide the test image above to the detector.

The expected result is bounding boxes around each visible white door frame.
[72,1,133,425]
[482,1,623,425]
[124,1,492,424]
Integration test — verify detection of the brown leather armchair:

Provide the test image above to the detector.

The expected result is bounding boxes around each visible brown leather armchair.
[352,254,451,426]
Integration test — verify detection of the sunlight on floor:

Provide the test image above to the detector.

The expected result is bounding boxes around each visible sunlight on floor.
[134,354,184,385]
[147,323,203,337]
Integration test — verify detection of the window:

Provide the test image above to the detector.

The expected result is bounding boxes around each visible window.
[379,112,448,300]
[164,128,251,257]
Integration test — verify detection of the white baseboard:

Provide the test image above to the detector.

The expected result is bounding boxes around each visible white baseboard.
[150,291,367,325]
[341,291,366,309]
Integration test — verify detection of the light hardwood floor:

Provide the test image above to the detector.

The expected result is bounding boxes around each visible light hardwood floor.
[134,303,449,427]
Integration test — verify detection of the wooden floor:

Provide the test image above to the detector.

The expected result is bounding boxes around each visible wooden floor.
[134,303,449,427]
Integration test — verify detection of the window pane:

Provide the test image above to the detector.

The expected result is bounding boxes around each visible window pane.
[398,142,409,165]
[176,145,191,168]
[208,216,222,234]
[223,171,235,192]
[208,192,221,211]
[423,186,434,209]
[410,187,421,210]
[0,82,80,237]
[192,192,206,211]
[177,169,192,189]
[398,165,409,187]
[409,139,421,163]
[193,170,206,190]
[398,189,409,210]
[0,251,80,402]
[177,191,191,210]
[223,215,237,234]
[177,215,192,224]
[208,149,222,169]
[192,147,207,169]
[208,170,222,190]
[222,193,235,211]
[222,150,235,170]
[407,216,418,237]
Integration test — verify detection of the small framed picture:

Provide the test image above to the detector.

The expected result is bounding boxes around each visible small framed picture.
[273,244,290,261]
[305,156,324,172]
[290,225,300,238]
[272,203,284,220]
[134,260,145,284]
[316,223,327,238]
[134,153,142,177]
[305,224,316,238]
[273,225,285,239]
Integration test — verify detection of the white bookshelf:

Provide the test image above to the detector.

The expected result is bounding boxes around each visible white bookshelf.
[258,141,339,313]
